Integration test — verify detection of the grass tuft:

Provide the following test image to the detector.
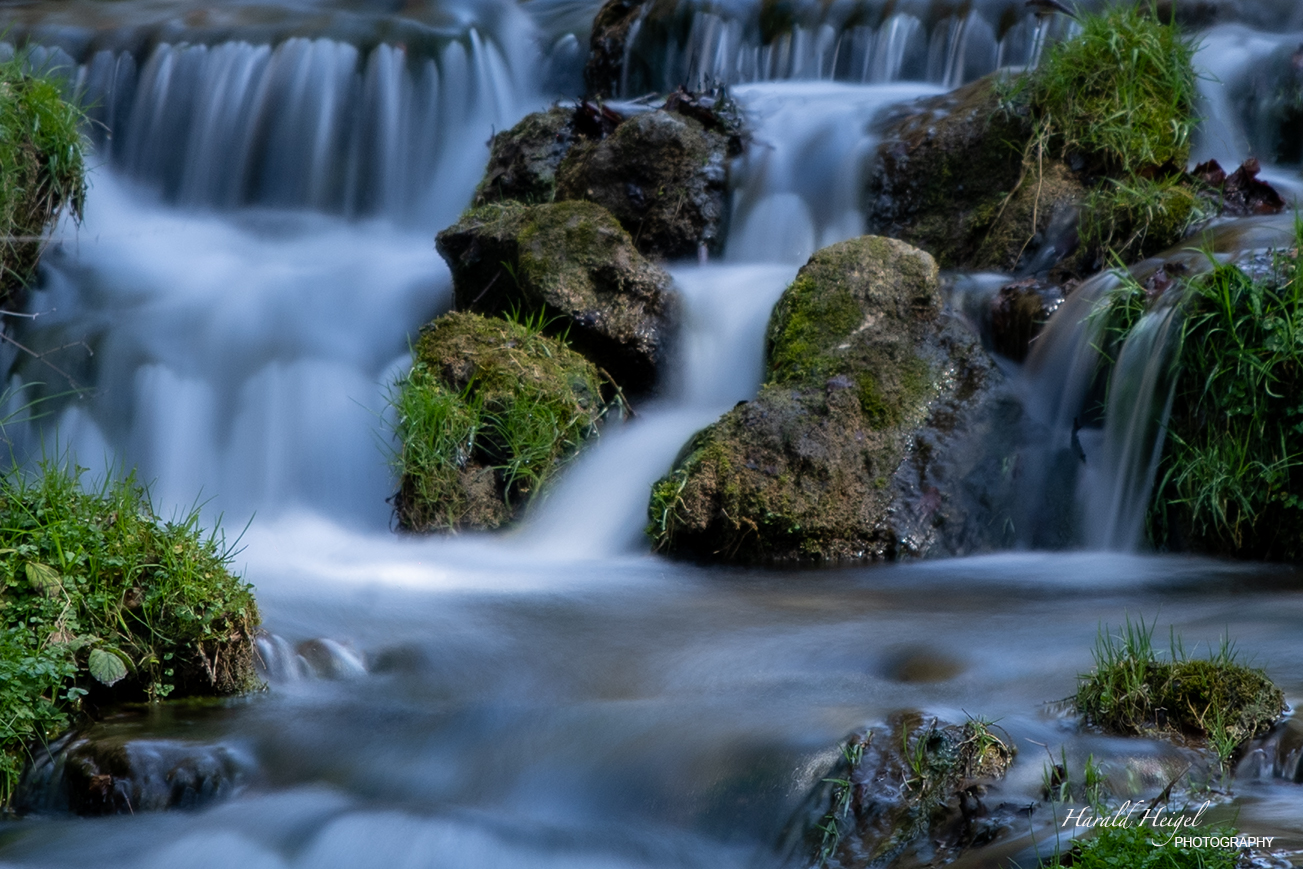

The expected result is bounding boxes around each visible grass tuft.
[0,459,260,808]
[1075,616,1284,749]
[1040,822,1239,869]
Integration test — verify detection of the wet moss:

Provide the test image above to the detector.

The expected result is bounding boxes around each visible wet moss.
[391,311,611,532]
[1075,619,1284,745]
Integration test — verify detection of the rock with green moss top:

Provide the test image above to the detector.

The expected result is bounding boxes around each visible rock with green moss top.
[0,463,259,809]
[473,106,575,207]
[1075,622,1285,747]
[648,236,1019,564]
[0,54,86,307]
[556,106,733,259]
[783,715,1016,869]
[436,200,677,392]
[391,310,612,533]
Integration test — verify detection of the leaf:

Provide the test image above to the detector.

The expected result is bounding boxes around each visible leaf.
[25,562,62,597]
[88,648,128,687]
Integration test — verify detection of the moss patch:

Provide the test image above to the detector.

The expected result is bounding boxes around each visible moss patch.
[0,51,86,306]
[391,311,611,532]
[1075,618,1284,745]
[0,462,259,808]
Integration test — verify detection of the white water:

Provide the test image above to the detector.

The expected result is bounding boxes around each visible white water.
[3,3,1303,868]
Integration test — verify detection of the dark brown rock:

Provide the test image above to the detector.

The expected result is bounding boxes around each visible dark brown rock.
[1192,157,1286,217]
[473,106,575,206]
[583,0,647,99]
[989,277,1066,362]
[436,200,678,392]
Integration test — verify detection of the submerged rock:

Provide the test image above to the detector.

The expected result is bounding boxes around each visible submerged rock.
[391,311,612,533]
[18,722,255,816]
[583,0,647,99]
[436,200,677,392]
[783,716,1018,869]
[647,236,1017,564]
[988,277,1067,362]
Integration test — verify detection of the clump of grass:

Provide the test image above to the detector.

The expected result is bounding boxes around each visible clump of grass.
[0,48,87,303]
[1040,823,1239,869]
[0,460,260,808]
[1075,616,1284,750]
[1080,175,1204,266]
[1149,229,1303,558]
[1026,4,1197,176]
[390,310,615,532]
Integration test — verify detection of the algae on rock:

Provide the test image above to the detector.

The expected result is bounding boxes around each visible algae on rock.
[391,311,612,533]
[436,200,677,393]
[648,236,1017,564]
[0,464,260,809]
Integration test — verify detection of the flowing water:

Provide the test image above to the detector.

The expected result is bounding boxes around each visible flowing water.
[1,1,1303,867]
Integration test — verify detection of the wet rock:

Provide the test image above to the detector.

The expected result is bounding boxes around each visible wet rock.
[989,277,1067,362]
[866,77,1088,276]
[1236,42,1303,167]
[583,0,647,99]
[392,311,612,532]
[1191,158,1286,217]
[556,102,733,259]
[647,236,1018,564]
[781,716,1018,869]
[19,721,255,816]
[436,200,677,392]
[473,106,575,207]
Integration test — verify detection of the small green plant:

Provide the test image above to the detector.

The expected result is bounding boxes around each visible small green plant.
[0,47,87,301]
[816,732,869,866]
[1039,822,1239,869]
[1076,617,1284,753]
[1082,753,1108,807]
[1080,175,1204,265]
[0,459,260,807]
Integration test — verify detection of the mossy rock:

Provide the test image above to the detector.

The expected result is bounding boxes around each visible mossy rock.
[391,310,610,533]
[436,200,677,393]
[648,236,1018,564]
[1076,635,1285,744]
[473,106,575,207]
[0,464,260,808]
[0,57,86,307]
[583,0,647,99]
[555,108,730,259]
[784,716,1017,869]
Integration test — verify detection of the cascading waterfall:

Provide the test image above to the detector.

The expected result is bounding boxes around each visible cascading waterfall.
[2,3,1303,868]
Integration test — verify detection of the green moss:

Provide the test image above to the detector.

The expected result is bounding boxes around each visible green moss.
[1041,823,1239,869]
[0,461,260,808]
[1148,238,1303,559]
[766,275,861,382]
[1075,617,1284,744]
[0,50,87,304]
[391,311,612,532]
[1081,175,1203,265]
[1027,5,1197,175]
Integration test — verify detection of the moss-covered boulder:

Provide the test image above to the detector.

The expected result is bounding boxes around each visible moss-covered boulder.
[648,236,1017,564]
[473,106,575,207]
[391,311,612,532]
[436,201,677,393]
[783,717,1016,869]
[0,55,86,307]
[1075,620,1285,750]
[0,464,260,808]
[556,104,734,259]
[867,7,1206,276]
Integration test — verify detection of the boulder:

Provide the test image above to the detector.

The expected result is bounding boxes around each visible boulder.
[865,78,1087,276]
[436,200,678,392]
[392,311,611,532]
[473,106,575,207]
[647,236,1018,564]
[556,96,735,260]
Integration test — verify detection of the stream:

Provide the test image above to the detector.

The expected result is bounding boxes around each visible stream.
[0,1,1302,867]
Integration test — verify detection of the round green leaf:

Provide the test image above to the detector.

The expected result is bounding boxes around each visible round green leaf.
[88,648,128,687]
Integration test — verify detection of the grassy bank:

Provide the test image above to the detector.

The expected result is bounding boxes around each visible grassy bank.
[0,463,260,807]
